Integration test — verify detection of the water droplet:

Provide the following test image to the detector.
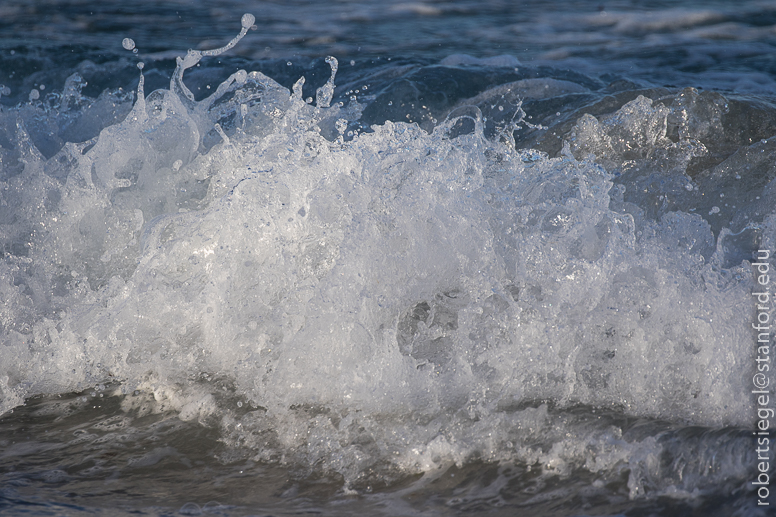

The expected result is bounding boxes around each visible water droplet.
[28,89,39,101]
[241,13,255,29]
[335,119,348,134]
[137,62,144,70]
[122,38,136,51]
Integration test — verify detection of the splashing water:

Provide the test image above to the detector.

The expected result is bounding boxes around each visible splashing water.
[0,12,773,514]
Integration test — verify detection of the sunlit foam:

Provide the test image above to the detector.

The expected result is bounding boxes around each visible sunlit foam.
[0,13,768,495]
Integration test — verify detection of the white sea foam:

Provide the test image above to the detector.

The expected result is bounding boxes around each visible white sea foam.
[0,14,769,495]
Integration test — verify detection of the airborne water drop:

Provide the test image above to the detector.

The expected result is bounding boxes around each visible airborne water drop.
[241,13,255,29]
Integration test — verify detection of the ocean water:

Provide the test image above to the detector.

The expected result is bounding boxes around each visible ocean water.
[0,1,775,516]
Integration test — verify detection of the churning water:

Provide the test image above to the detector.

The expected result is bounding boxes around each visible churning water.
[1,1,775,515]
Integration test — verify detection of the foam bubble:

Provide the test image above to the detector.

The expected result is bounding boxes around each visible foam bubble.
[122,38,136,51]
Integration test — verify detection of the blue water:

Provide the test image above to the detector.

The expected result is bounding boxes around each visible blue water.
[0,1,775,516]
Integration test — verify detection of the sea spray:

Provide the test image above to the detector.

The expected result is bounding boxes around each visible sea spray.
[0,13,771,503]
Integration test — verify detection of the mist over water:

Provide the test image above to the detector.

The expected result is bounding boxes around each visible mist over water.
[0,1,775,516]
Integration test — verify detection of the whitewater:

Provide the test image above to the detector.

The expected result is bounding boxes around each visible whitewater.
[1,2,775,515]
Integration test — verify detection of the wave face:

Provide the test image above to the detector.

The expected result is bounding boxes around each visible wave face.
[0,4,775,516]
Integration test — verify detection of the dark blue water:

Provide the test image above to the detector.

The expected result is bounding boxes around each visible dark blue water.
[0,1,775,516]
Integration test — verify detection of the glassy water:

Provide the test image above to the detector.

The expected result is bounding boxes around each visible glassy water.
[0,1,775,515]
